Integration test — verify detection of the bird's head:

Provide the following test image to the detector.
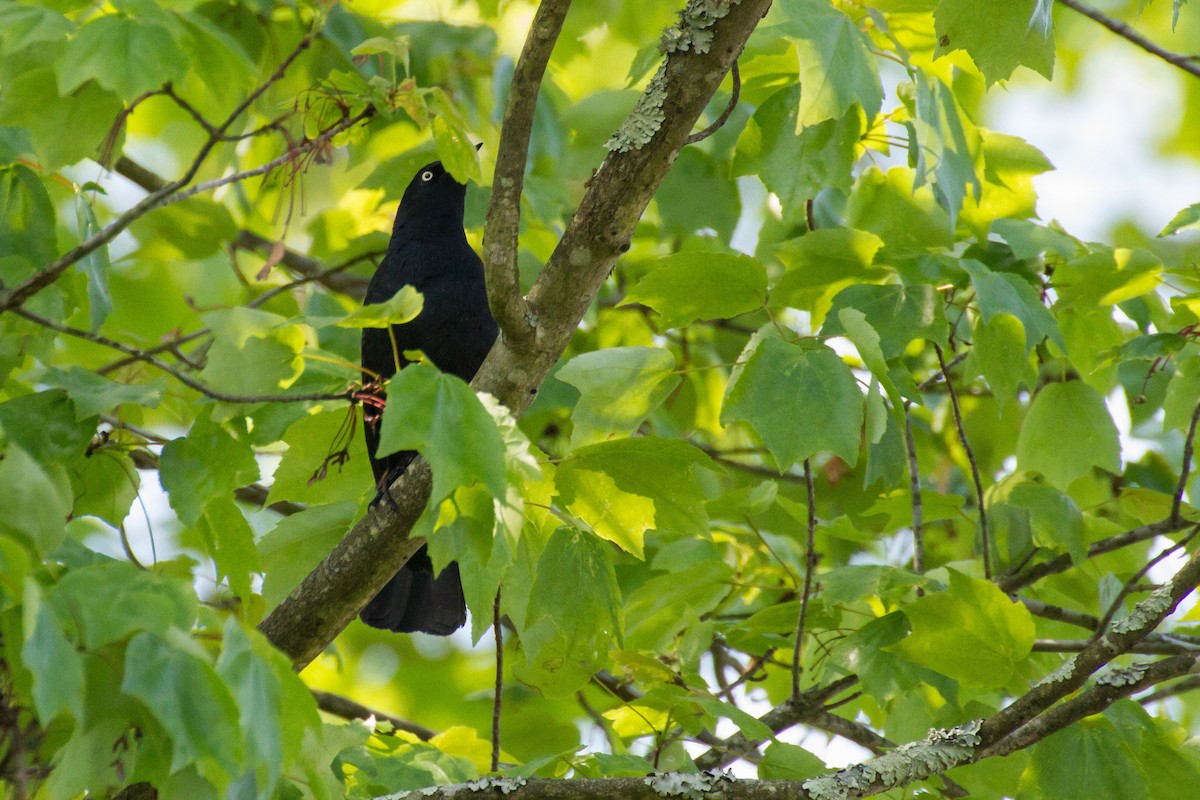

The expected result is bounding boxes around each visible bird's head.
[397,160,467,217]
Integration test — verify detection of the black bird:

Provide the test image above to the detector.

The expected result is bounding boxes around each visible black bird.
[360,157,498,635]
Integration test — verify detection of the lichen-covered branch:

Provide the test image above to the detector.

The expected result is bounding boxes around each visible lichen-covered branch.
[257,0,771,671]
[982,653,1200,758]
[482,0,572,347]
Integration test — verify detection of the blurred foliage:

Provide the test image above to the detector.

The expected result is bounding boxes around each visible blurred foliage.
[3,0,1200,798]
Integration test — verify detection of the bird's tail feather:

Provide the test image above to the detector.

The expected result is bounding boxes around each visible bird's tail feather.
[360,547,466,635]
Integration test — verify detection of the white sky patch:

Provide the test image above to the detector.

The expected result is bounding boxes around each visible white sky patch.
[986,47,1200,242]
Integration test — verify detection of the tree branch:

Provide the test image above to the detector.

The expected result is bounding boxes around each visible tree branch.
[310,689,437,740]
[0,32,318,313]
[694,676,858,770]
[982,653,1200,758]
[257,0,771,671]
[14,309,352,405]
[482,0,572,347]
[1056,0,1200,81]
[935,344,990,578]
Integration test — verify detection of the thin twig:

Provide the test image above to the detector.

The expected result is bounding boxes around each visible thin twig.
[15,308,352,405]
[935,344,991,579]
[310,688,437,740]
[482,0,571,346]
[903,402,924,591]
[161,108,375,210]
[1056,0,1200,81]
[1001,518,1191,592]
[792,459,817,700]
[1031,638,1199,655]
[0,33,318,313]
[1171,397,1200,523]
[492,587,504,773]
[685,61,741,145]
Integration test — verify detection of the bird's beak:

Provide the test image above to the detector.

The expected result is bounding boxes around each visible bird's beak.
[474,142,483,152]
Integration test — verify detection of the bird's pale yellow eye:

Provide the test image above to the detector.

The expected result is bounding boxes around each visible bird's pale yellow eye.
[421,170,434,182]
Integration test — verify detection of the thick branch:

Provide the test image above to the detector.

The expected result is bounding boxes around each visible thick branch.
[983,654,1200,757]
[482,0,572,346]
[258,0,772,671]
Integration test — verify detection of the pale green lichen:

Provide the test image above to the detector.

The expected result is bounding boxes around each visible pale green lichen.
[660,0,738,55]
[1039,655,1078,687]
[644,770,735,797]
[464,777,527,794]
[1097,662,1151,687]
[605,66,668,153]
[1110,585,1175,636]
[605,0,741,153]
[802,721,982,800]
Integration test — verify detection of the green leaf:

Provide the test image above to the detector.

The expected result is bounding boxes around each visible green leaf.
[961,259,1064,352]
[759,742,828,781]
[515,528,621,698]
[429,91,480,184]
[721,336,863,470]
[733,86,862,217]
[934,0,1055,84]
[259,503,357,611]
[71,449,140,526]
[0,164,58,266]
[22,579,86,725]
[844,167,954,249]
[74,192,112,330]
[974,313,1033,405]
[912,73,981,227]
[377,363,506,501]
[51,562,197,649]
[822,284,949,359]
[216,621,283,795]
[893,568,1034,688]
[194,497,260,603]
[655,148,741,239]
[198,308,306,396]
[1159,202,1200,237]
[555,437,712,558]
[771,227,886,323]
[622,252,767,329]
[159,415,259,525]
[266,409,373,506]
[1031,718,1148,800]
[990,477,1085,564]
[0,2,72,50]
[558,347,681,447]
[777,0,884,126]
[0,445,72,552]
[42,366,165,419]
[121,630,244,775]
[623,561,733,651]
[333,286,423,328]
[0,68,122,168]
[0,390,95,464]
[834,309,904,420]
[1054,248,1162,309]
[56,12,187,100]
[692,696,775,741]
[129,197,237,260]
[1016,381,1122,490]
